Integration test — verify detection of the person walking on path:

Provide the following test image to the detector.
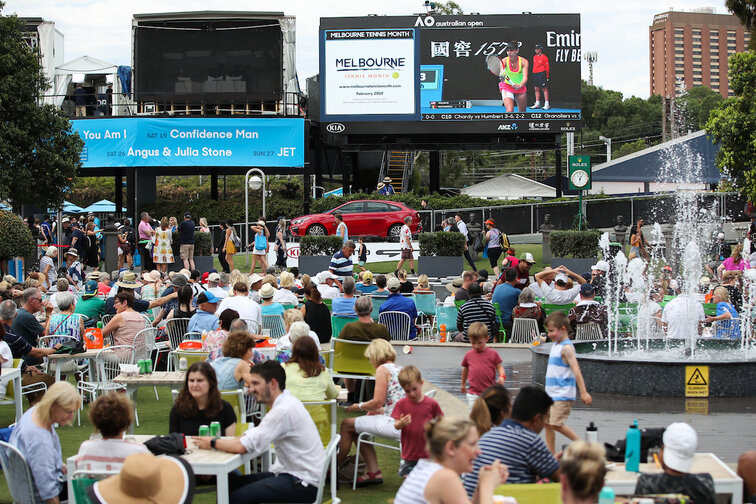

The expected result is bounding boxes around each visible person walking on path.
[395,216,415,275]
[455,214,477,272]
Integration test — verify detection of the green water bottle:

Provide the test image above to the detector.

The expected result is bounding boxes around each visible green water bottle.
[96,321,103,329]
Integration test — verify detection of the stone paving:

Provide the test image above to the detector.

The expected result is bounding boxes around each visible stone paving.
[396,344,756,463]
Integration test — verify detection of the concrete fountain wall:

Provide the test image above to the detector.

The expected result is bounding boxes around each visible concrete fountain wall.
[531,340,756,397]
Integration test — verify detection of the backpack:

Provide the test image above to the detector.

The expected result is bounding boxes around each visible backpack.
[254,233,267,251]
[126,227,136,246]
[499,231,510,249]
[231,231,242,249]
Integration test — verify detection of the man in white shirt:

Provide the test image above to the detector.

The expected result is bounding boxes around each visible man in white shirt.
[535,266,585,304]
[316,271,341,300]
[216,282,262,333]
[194,360,325,503]
[662,294,705,341]
[206,272,228,300]
[395,216,415,276]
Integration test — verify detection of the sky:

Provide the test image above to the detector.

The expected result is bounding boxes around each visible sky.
[5,0,729,100]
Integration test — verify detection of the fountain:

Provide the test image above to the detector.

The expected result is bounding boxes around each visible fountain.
[531,141,756,397]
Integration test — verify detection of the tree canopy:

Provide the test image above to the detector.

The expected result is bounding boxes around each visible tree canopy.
[705,50,756,200]
[676,86,723,133]
[726,0,756,49]
[0,3,83,213]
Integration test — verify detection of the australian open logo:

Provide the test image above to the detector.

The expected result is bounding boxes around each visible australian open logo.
[326,123,345,134]
[415,15,435,26]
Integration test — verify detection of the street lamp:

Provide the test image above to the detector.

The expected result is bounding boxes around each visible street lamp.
[599,136,611,162]
[245,168,266,267]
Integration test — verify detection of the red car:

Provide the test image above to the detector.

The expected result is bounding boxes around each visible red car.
[289,199,422,238]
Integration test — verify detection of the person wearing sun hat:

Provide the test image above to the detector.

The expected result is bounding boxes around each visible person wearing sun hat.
[382,176,396,195]
[87,452,195,504]
[64,248,84,290]
[74,280,107,323]
[634,423,715,504]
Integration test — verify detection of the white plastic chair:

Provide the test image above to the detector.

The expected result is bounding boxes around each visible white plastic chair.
[262,314,286,338]
[77,345,136,426]
[133,328,160,400]
[241,318,261,334]
[510,318,540,344]
[0,441,42,504]
[313,434,341,504]
[38,335,88,379]
[575,322,603,341]
[378,311,412,340]
[162,318,191,370]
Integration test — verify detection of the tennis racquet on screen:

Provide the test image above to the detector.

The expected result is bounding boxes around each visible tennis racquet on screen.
[485,54,511,83]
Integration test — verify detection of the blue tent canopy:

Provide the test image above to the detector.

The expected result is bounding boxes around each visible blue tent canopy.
[592,130,721,184]
[47,201,85,214]
[80,199,125,213]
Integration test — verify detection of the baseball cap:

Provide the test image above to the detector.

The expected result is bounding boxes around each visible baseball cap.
[61,217,70,224]
[580,283,595,296]
[717,232,725,239]
[259,283,276,299]
[534,43,543,49]
[387,277,401,291]
[197,291,220,304]
[520,252,536,264]
[184,212,192,218]
[83,280,98,297]
[555,272,569,284]
[591,260,610,273]
[361,271,373,284]
[201,272,209,284]
[662,423,697,473]
[208,273,221,283]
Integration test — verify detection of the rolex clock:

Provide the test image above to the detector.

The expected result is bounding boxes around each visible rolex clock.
[568,155,591,190]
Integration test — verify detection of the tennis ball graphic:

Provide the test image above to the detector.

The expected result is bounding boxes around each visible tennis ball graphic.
[392,72,400,79]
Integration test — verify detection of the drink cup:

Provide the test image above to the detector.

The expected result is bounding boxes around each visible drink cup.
[198,425,209,437]
[145,359,153,373]
[210,421,221,438]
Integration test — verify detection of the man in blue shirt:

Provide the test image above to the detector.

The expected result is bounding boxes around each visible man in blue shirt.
[188,291,220,333]
[491,267,521,334]
[379,277,418,339]
[178,212,196,271]
[463,386,559,495]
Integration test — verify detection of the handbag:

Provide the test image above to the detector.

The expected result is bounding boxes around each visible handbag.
[254,233,267,251]
[54,338,87,354]
[144,433,186,455]
[231,232,242,249]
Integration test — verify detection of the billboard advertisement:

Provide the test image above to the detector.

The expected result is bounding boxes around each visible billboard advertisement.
[320,14,581,135]
[71,118,304,168]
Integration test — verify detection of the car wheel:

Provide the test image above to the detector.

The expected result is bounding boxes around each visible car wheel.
[388,224,402,239]
[306,224,327,236]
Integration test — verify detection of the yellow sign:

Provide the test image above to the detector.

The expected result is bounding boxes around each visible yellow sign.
[685,366,709,397]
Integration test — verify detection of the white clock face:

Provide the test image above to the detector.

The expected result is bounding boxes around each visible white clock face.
[571,170,589,188]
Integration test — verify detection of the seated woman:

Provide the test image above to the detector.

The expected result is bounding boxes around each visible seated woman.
[76,393,149,472]
[338,339,405,485]
[276,321,320,363]
[10,381,82,504]
[413,274,433,294]
[45,291,85,345]
[204,308,240,356]
[101,291,145,347]
[169,361,236,436]
[560,440,607,504]
[394,417,508,504]
[705,286,740,340]
[167,285,195,320]
[209,331,255,391]
[259,284,284,316]
[300,282,332,346]
[283,336,338,402]
[355,270,377,294]
[273,271,299,305]
[511,287,545,332]
[397,269,414,294]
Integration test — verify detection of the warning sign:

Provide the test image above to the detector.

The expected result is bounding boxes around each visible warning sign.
[685,366,709,397]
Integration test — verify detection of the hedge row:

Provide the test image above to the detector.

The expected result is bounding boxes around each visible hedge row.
[418,231,467,257]
[550,230,601,259]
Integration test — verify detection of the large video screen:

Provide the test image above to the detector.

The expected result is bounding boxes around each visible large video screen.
[320,14,581,134]
[134,22,283,103]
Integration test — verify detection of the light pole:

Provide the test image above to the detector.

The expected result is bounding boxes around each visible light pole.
[599,136,611,162]
[245,168,266,267]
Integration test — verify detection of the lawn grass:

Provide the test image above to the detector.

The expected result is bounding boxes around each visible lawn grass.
[0,383,403,504]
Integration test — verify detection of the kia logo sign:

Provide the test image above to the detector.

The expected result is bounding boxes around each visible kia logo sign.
[326,123,345,134]
[287,246,300,259]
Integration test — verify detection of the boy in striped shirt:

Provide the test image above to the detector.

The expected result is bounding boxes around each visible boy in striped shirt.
[543,311,592,453]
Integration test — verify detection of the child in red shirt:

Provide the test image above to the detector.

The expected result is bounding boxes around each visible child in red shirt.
[391,365,443,477]
[461,322,506,407]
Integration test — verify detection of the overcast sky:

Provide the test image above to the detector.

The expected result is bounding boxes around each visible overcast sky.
[6,0,728,99]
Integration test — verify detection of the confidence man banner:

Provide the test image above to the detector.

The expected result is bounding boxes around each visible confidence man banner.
[71,118,305,168]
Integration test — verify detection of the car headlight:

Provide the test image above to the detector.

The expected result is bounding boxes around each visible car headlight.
[291,217,311,225]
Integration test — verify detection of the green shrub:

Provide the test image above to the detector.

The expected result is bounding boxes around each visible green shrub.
[169,231,214,257]
[550,230,601,258]
[418,232,466,257]
[0,211,34,259]
[300,236,344,256]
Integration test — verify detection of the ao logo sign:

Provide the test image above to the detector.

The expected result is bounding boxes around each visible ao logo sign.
[326,123,345,134]
[415,16,435,26]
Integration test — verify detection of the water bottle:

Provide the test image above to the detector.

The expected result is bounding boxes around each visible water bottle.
[179,357,188,371]
[440,324,447,342]
[625,419,641,472]
[96,321,103,329]
[586,421,598,443]
[598,486,615,504]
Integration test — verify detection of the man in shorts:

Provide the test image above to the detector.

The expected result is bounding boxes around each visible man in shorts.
[530,44,550,110]
[395,216,415,275]
[177,212,196,271]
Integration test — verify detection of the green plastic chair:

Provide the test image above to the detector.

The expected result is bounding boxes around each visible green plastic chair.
[703,303,717,316]
[542,303,575,316]
[492,302,507,343]
[331,316,355,340]
[330,338,375,376]
[495,482,562,504]
[323,298,332,310]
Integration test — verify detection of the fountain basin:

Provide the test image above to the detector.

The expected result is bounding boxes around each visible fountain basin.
[531,339,756,397]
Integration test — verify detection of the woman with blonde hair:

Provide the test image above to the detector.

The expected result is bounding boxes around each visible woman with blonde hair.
[717,243,748,280]
[168,216,178,233]
[413,274,433,294]
[198,217,210,233]
[10,381,82,503]
[394,417,508,504]
[559,441,607,504]
[705,286,740,340]
[227,269,248,295]
[338,338,404,485]
[223,219,238,272]
[274,271,299,305]
[152,217,174,273]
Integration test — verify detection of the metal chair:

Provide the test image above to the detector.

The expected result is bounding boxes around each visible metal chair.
[184,331,203,340]
[262,314,286,338]
[510,318,540,344]
[0,360,47,409]
[575,322,603,341]
[141,313,153,328]
[100,313,114,326]
[38,335,88,379]
[378,311,412,340]
[162,318,191,370]
[77,345,136,426]
[241,318,261,334]
[314,434,341,504]
[413,293,437,340]
[0,441,41,504]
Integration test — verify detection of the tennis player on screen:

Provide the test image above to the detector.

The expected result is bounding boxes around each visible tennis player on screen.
[494,41,529,112]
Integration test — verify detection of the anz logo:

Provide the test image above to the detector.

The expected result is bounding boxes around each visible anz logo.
[326,123,346,134]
